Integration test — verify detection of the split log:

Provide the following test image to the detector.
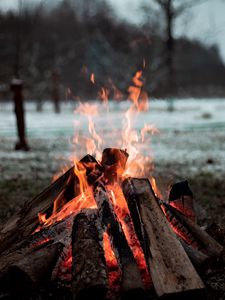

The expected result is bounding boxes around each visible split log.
[123,178,205,299]
[72,209,108,300]
[101,148,128,184]
[122,178,148,258]
[123,178,211,273]
[169,181,195,221]
[94,183,145,298]
[5,242,63,295]
[0,155,102,255]
[163,203,223,258]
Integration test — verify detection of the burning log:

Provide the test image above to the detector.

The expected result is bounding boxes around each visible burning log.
[101,148,128,184]
[122,178,205,299]
[163,203,223,258]
[72,209,108,300]
[94,183,145,298]
[0,155,102,255]
[4,242,63,295]
[169,181,196,221]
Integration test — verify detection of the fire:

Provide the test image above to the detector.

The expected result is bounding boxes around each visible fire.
[108,183,151,287]
[98,87,109,106]
[90,73,95,84]
[34,66,160,290]
[103,232,121,291]
[149,176,162,199]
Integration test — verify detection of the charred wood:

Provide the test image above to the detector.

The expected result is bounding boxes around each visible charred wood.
[0,155,102,256]
[94,183,145,298]
[169,181,195,221]
[101,148,128,184]
[5,242,63,295]
[124,178,205,299]
[163,203,223,258]
[72,209,108,300]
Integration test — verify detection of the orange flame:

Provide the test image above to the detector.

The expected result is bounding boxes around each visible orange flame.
[90,73,95,84]
[103,232,121,291]
[108,183,151,287]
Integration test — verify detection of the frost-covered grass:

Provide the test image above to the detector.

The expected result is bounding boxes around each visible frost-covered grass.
[0,99,225,226]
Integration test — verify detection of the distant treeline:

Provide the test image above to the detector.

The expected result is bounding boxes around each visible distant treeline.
[0,0,225,101]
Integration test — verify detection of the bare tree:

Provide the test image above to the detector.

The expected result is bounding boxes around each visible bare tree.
[152,0,206,94]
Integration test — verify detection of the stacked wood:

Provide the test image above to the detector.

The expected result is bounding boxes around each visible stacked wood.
[0,155,102,256]
[169,181,196,221]
[72,209,108,300]
[94,183,145,298]
[122,178,205,299]
[9,242,63,292]
[101,148,128,184]
[123,178,210,272]
[163,203,223,258]
[0,242,63,295]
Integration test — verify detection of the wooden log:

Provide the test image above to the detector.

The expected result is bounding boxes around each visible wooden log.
[122,178,148,259]
[0,155,103,255]
[5,242,63,295]
[163,203,223,258]
[123,178,210,273]
[169,181,196,221]
[94,183,145,298]
[101,148,128,184]
[72,209,108,300]
[178,238,211,272]
[123,178,205,299]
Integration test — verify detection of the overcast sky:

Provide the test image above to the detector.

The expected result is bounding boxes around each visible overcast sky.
[0,0,225,62]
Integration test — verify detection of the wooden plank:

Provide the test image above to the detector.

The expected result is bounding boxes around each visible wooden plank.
[123,178,205,299]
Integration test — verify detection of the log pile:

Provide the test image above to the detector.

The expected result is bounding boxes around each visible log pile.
[0,148,224,300]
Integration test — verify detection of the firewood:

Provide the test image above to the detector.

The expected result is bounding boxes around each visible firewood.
[169,181,196,221]
[101,148,128,184]
[94,183,145,298]
[123,178,205,299]
[178,238,212,272]
[163,203,223,258]
[0,155,102,255]
[122,178,148,259]
[5,242,63,295]
[72,209,108,300]
[123,178,211,273]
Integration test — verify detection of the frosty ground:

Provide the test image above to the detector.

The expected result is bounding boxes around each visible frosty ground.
[0,99,225,226]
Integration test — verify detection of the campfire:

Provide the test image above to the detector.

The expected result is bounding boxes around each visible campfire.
[0,70,224,300]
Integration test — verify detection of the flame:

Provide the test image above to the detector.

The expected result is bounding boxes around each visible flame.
[103,232,121,291]
[98,87,109,106]
[141,124,159,143]
[127,70,148,112]
[34,66,162,289]
[149,176,162,199]
[90,73,95,84]
[108,183,151,287]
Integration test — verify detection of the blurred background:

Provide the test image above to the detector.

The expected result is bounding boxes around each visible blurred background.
[0,0,225,226]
